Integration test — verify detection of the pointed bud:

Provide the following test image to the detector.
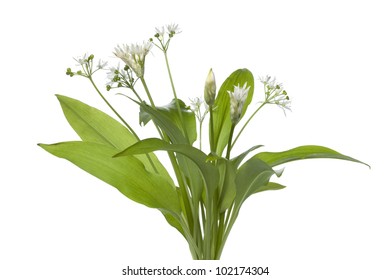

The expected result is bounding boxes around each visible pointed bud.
[204,68,216,106]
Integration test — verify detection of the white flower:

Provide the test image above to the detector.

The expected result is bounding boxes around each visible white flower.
[113,41,152,78]
[155,26,165,38]
[97,59,108,69]
[273,91,291,114]
[259,75,291,114]
[260,75,277,90]
[228,83,251,125]
[190,97,208,122]
[204,69,216,106]
[166,23,181,35]
[74,53,89,66]
[106,64,120,85]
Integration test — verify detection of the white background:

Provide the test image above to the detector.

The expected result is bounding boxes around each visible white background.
[1,0,389,279]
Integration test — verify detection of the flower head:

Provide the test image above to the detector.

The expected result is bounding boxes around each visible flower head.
[228,83,251,125]
[74,53,91,66]
[151,23,181,51]
[190,97,208,122]
[166,23,181,37]
[260,75,291,114]
[106,63,135,91]
[204,69,216,106]
[155,26,165,38]
[113,41,152,78]
[97,59,108,70]
[66,53,102,78]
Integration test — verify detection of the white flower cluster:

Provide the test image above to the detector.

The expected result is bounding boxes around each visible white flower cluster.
[113,41,152,78]
[105,63,136,91]
[228,83,251,125]
[190,97,208,123]
[67,53,107,77]
[153,23,181,50]
[260,75,291,113]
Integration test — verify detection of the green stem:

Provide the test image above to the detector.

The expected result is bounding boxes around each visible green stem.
[226,124,236,160]
[209,106,215,153]
[140,77,156,108]
[89,77,137,136]
[199,119,203,150]
[203,197,213,259]
[216,211,225,258]
[216,205,238,259]
[179,215,201,259]
[231,101,267,149]
[163,51,189,142]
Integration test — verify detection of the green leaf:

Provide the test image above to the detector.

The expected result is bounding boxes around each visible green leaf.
[253,145,370,168]
[56,95,172,181]
[139,102,187,144]
[217,159,236,212]
[235,158,275,206]
[231,145,263,168]
[211,69,254,156]
[38,141,181,214]
[57,94,134,150]
[140,99,197,144]
[161,210,185,237]
[254,182,287,194]
[115,138,219,197]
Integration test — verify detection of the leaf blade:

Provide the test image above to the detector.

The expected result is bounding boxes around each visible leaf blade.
[254,145,370,168]
[212,69,255,155]
[39,141,181,214]
[56,95,173,182]
[115,138,219,197]
[140,99,197,144]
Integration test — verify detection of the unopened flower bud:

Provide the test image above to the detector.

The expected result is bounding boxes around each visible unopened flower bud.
[204,68,216,106]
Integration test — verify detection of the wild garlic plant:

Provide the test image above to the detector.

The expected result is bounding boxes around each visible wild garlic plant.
[40,24,368,260]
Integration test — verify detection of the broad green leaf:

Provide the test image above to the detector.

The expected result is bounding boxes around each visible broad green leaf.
[177,155,204,205]
[211,69,254,156]
[57,94,135,150]
[56,95,172,182]
[235,158,275,206]
[139,102,187,144]
[39,141,181,214]
[140,99,197,144]
[253,145,370,168]
[115,138,219,197]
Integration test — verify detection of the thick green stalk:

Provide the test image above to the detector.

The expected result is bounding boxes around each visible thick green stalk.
[226,124,236,160]
[199,118,203,150]
[140,77,156,108]
[209,107,216,153]
[179,215,201,259]
[216,205,238,259]
[216,211,226,258]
